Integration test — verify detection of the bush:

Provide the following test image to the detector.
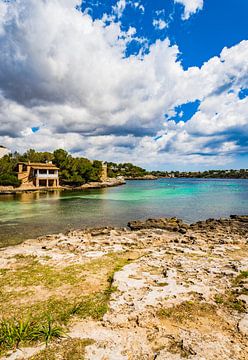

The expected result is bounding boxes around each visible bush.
[0,174,21,187]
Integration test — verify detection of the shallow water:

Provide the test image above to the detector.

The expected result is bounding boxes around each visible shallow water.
[0,178,247,246]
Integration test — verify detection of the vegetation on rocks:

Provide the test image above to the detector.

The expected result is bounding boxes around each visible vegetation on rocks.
[0,251,133,356]
[151,168,248,179]
[107,161,147,178]
[0,217,247,358]
[158,300,218,324]
[0,154,21,187]
[214,270,248,313]
[0,317,64,355]
[30,338,94,360]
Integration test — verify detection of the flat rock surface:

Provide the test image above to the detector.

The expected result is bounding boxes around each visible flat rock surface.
[0,216,248,359]
[239,314,248,336]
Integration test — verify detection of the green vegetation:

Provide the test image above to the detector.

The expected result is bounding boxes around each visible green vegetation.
[30,338,94,360]
[214,270,248,312]
[0,148,102,186]
[107,161,248,179]
[107,161,147,178]
[52,149,102,185]
[0,252,135,356]
[0,317,64,355]
[151,168,248,179]
[0,153,21,187]
[0,173,21,187]
[0,256,88,289]
[31,316,64,346]
[158,301,217,324]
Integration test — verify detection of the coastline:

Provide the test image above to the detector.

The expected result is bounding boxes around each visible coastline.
[125,175,158,180]
[0,177,126,195]
[0,215,247,359]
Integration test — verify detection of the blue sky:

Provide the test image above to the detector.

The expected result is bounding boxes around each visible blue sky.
[0,0,247,170]
[81,0,248,69]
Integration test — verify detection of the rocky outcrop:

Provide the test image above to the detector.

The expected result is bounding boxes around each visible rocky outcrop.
[80,177,126,189]
[1,215,248,359]
[62,177,126,190]
[128,217,189,233]
[125,175,158,180]
[128,215,248,237]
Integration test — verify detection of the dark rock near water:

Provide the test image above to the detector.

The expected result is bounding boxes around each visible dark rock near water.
[127,215,248,237]
[127,217,189,234]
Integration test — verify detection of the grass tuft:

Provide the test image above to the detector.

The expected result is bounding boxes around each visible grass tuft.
[158,301,217,324]
[214,270,248,313]
[0,253,135,356]
[0,317,64,355]
[30,338,94,360]
[31,316,64,346]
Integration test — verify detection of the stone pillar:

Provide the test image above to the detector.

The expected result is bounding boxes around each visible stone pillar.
[46,179,48,187]
[18,164,23,173]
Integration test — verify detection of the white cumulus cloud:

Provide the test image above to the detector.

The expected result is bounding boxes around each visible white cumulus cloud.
[153,19,168,30]
[0,0,247,168]
[174,0,204,20]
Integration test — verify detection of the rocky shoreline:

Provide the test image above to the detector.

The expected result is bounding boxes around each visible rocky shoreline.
[0,177,125,194]
[125,175,158,180]
[0,215,247,359]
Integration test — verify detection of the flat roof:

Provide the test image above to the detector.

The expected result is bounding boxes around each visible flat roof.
[18,162,59,170]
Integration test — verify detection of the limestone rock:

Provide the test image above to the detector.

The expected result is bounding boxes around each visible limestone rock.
[238,314,248,336]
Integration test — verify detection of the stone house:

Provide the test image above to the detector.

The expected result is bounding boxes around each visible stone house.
[17,162,59,188]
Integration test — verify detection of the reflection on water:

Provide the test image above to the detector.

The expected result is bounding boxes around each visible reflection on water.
[0,179,247,247]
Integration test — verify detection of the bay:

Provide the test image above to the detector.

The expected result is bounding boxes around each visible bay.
[0,178,247,247]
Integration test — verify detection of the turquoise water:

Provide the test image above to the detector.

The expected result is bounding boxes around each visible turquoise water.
[0,178,247,246]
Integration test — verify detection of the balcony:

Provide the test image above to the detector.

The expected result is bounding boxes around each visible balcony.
[35,174,59,179]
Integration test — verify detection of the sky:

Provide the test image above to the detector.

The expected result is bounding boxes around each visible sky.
[0,0,247,170]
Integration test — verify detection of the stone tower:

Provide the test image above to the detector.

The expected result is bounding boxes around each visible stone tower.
[100,162,108,182]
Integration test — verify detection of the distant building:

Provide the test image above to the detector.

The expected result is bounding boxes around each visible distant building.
[100,162,108,181]
[17,162,59,188]
[0,146,10,158]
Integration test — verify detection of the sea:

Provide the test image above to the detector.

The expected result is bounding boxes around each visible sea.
[0,178,247,247]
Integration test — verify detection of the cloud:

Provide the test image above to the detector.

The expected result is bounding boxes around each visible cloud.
[0,0,247,168]
[112,0,127,19]
[174,0,204,20]
[153,19,168,30]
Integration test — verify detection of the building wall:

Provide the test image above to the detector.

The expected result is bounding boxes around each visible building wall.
[18,164,59,187]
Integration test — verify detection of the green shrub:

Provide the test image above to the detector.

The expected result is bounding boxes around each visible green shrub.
[0,174,21,187]
[0,318,33,351]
